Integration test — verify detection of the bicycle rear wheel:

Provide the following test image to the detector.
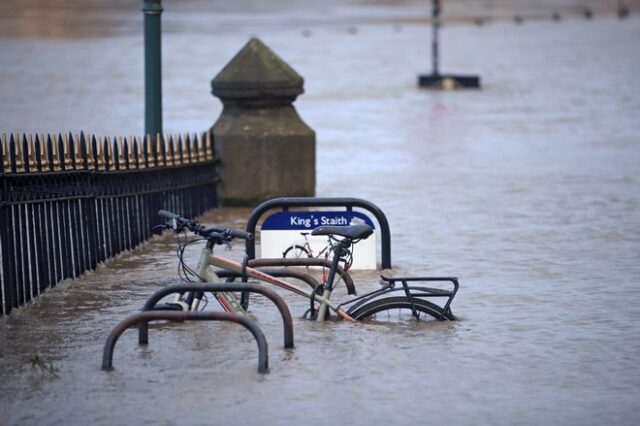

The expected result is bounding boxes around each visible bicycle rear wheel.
[349,297,455,322]
[283,245,311,259]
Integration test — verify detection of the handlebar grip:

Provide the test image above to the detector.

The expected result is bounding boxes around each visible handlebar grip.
[158,210,178,220]
[228,229,254,241]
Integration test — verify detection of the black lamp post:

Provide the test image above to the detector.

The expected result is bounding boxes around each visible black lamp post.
[143,0,163,137]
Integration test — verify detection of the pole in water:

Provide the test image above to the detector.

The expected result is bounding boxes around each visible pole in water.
[418,0,481,90]
[431,0,440,76]
[143,0,163,137]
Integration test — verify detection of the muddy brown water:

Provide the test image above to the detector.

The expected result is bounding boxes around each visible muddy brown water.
[1,1,640,425]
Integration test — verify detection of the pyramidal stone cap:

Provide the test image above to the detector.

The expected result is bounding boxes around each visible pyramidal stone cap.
[211,37,304,102]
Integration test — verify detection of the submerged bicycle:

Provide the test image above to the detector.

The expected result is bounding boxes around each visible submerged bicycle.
[156,210,458,322]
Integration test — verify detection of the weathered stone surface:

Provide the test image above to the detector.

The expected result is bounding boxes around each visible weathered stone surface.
[212,37,303,102]
[211,37,315,206]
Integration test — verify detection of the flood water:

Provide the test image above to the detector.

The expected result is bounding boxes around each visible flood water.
[1,1,640,425]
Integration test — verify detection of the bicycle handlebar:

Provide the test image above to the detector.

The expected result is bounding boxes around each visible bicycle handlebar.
[226,228,253,240]
[157,210,253,242]
[158,209,180,221]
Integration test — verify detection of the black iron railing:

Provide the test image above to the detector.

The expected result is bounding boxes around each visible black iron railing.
[0,132,218,315]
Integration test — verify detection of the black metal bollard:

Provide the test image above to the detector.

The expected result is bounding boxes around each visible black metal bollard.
[102,310,269,373]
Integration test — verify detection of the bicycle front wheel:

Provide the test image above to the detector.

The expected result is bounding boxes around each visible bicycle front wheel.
[283,245,311,259]
[349,297,455,322]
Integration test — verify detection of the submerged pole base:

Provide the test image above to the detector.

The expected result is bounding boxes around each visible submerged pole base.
[418,73,481,89]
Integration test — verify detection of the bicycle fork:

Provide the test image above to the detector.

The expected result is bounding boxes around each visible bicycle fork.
[185,247,247,315]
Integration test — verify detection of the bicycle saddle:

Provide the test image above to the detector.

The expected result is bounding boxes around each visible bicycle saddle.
[311,224,373,241]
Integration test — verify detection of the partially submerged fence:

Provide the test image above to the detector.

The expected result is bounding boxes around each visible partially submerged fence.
[0,132,218,315]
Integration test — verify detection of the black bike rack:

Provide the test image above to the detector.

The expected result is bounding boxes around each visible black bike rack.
[102,310,269,373]
[245,197,392,269]
[138,283,294,349]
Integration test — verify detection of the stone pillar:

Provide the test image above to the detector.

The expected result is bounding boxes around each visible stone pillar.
[210,37,316,206]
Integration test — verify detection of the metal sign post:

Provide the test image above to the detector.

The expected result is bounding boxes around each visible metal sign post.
[418,0,481,89]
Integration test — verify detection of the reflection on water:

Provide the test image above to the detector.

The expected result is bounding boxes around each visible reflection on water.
[1,1,640,425]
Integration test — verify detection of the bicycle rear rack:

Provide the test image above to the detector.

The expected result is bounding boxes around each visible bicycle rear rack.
[343,276,459,320]
[102,310,269,373]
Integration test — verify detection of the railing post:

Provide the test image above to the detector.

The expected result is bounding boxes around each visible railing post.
[142,0,163,137]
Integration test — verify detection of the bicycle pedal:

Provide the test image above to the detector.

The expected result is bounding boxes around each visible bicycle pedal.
[156,301,190,311]
[172,301,191,311]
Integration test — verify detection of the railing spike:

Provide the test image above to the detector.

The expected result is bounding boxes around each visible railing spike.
[0,133,6,174]
[123,137,130,169]
[167,134,175,166]
[193,133,201,163]
[185,133,192,164]
[103,136,110,171]
[17,134,28,173]
[79,132,88,170]
[113,137,120,171]
[154,133,160,165]
[205,131,212,161]
[46,134,55,172]
[158,133,166,167]
[133,136,141,169]
[145,134,154,168]
[34,134,43,172]
[62,133,72,170]
[9,134,17,173]
[27,134,35,173]
[68,132,77,169]
[95,136,103,170]
[56,133,65,171]
[177,134,184,165]
[91,134,99,170]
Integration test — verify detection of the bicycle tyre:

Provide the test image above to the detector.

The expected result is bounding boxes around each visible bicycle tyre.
[349,297,455,321]
[283,245,311,259]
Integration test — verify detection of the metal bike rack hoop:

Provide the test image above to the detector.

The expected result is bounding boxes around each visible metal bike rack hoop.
[245,197,392,269]
[138,283,294,348]
[102,310,269,373]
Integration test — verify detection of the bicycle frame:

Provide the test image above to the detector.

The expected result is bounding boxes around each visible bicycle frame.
[184,243,355,321]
